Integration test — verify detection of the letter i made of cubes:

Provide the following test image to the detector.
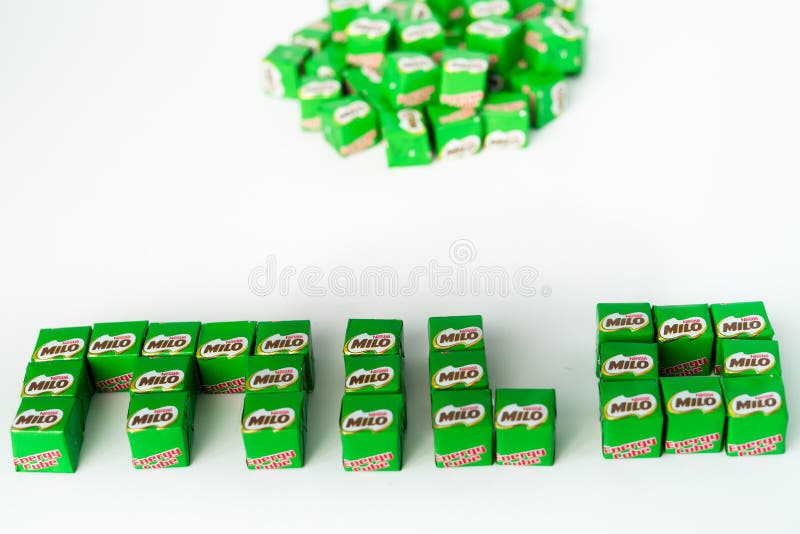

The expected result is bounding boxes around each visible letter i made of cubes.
[340,319,406,472]
[596,301,787,459]
[262,2,588,167]
[241,321,314,470]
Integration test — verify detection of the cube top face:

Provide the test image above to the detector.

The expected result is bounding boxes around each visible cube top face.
[127,391,192,434]
[653,304,713,343]
[292,26,332,55]
[344,353,403,394]
[343,318,404,356]
[429,349,489,390]
[345,13,395,42]
[465,0,512,20]
[196,321,256,360]
[527,12,586,41]
[596,303,654,344]
[397,18,444,51]
[87,321,149,358]
[599,379,661,424]
[142,322,201,357]
[598,342,658,380]
[246,354,305,393]
[494,388,556,430]
[710,301,774,340]
[298,77,342,104]
[661,376,724,420]
[431,389,492,430]
[466,15,521,41]
[340,393,405,435]
[130,356,195,394]
[428,315,484,353]
[12,396,79,434]
[242,392,306,435]
[723,376,787,421]
[440,48,490,92]
[21,360,90,399]
[265,44,311,67]
[32,326,91,362]
[255,320,312,356]
[717,339,781,377]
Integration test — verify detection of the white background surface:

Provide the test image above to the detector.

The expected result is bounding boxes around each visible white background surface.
[1,0,798,532]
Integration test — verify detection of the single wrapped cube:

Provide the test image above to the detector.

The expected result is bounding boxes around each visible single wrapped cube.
[130,356,198,395]
[427,105,483,159]
[510,68,566,128]
[126,391,195,469]
[381,108,434,167]
[345,13,396,69]
[599,380,663,459]
[431,389,493,467]
[242,392,307,469]
[21,359,94,427]
[495,388,557,466]
[661,376,724,454]
[340,393,405,471]
[305,44,348,79]
[31,326,91,362]
[464,0,513,21]
[195,321,256,394]
[439,48,490,108]
[523,13,586,75]
[481,92,530,149]
[87,321,149,392]
[382,0,434,21]
[11,397,84,473]
[428,0,468,30]
[292,22,332,54]
[299,76,343,131]
[723,376,788,456]
[397,18,446,57]
[383,52,440,108]
[329,0,370,42]
[255,320,315,391]
[263,45,311,98]
[465,16,523,74]
[320,97,381,156]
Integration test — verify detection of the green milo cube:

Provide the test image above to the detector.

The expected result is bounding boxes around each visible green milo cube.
[716,339,781,377]
[328,0,370,42]
[430,349,490,390]
[510,68,567,128]
[340,393,405,472]
[597,342,658,380]
[195,321,256,394]
[292,24,332,54]
[382,0,434,22]
[246,355,305,393]
[723,376,788,456]
[299,76,343,131]
[87,321,148,392]
[439,48,490,108]
[263,45,310,99]
[397,18,446,56]
[21,360,94,426]
[495,388,556,466]
[661,376,724,454]
[141,322,200,358]
[427,105,483,159]
[465,17,523,74]
[432,389,493,467]
[344,13,395,69]
[464,0,513,21]
[481,92,530,149]
[255,320,315,391]
[242,392,306,469]
[344,354,404,394]
[130,356,197,394]
[320,96,381,156]
[343,318,404,357]
[653,304,714,376]
[523,13,586,75]
[710,301,774,340]
[428,0,468,30]
[382,52,440,108]
[126,391,195,469]
[11,397,84,473]
[599,380,663,459]
[31,326,91,362]
[305,44,348,79]
[428,315,485,353]
[596,302,654,344]
[381,108,434,167]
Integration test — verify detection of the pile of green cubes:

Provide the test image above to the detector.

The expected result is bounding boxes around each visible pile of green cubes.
[429,314,557,467]
[596,301,788,459]
[263,0,587,166]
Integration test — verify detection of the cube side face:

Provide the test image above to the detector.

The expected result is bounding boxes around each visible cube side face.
[254,320,314,391]
[465,17,523,73]
[299,77,344,130]
[710,301,774,340]
[596,303,654,344]
[246,355,306,393]
[383,53,440,108]
[264,45,311,98]
[397,19,446,54]
[654,305,714,376]
[21,360,93,425]
[599,381,663,459]
[481,92,530,149]
[87,321,149,392]
[661,377,725,454]
[439,49,490,108]
[11,397,83,473]
[306,45,348,79]
[127,392,193,469]
[242,392,306,469]
[343,318,404,356]
[428,106,483,159]
[382,109,434,167]
[131,356,197,394]
[598,342,658,380]
[141,322,201,357]
[196,322,255,394]
[428,315,485,353]
[32,326,92,362]
[340,394,405,471]
[523,15,586,75]
[723,377,788,456]
[510,69,566,128]
[465,0,513,21]
[344,354,404,394]
[494,389,556,466]
[431,389,493,467]
[429,350,490,390]
[320,98,381,156]
[716,339,781,377]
